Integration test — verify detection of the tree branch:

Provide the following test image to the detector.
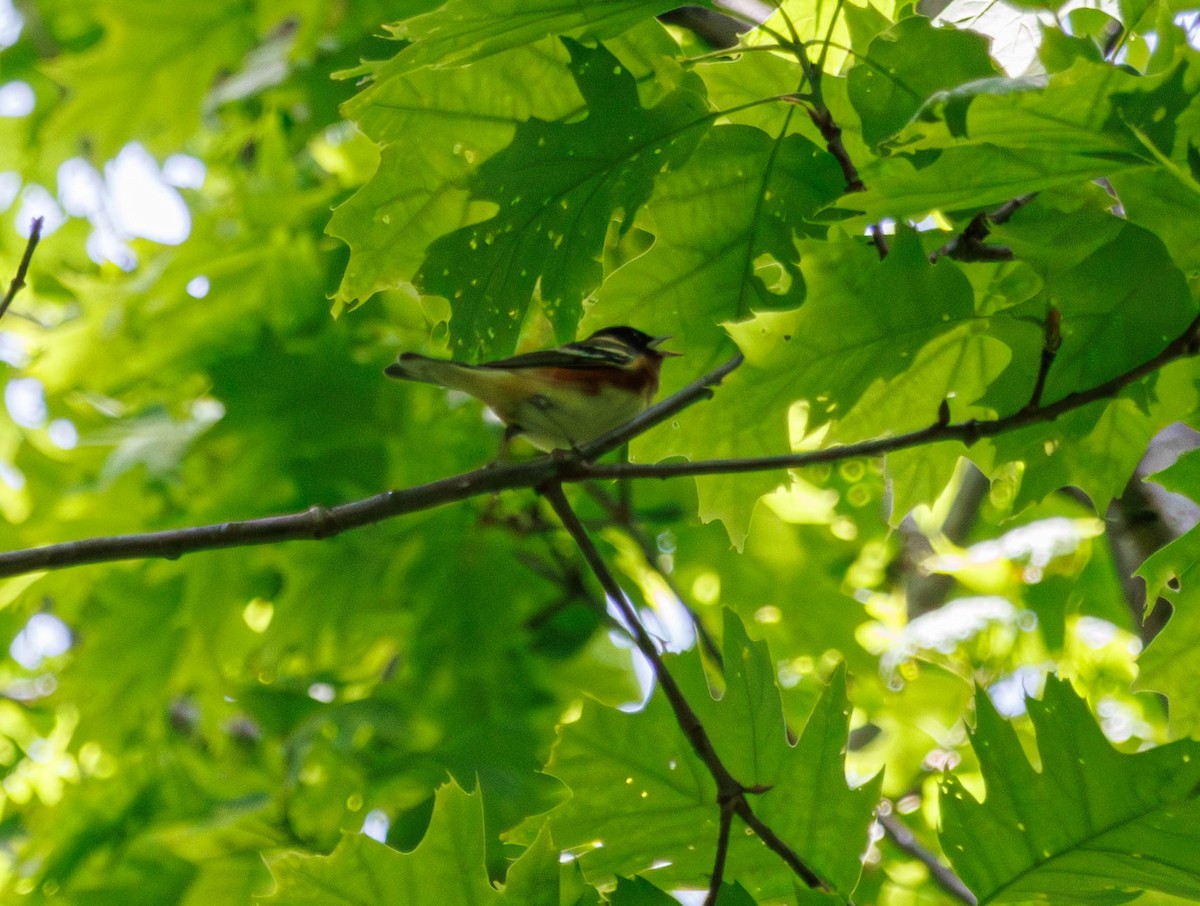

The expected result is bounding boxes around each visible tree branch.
[929,195,1035,264]
[1,217,44,322]
[583,481,724,666]
[541,481,827,892]
[3,308,1200,578]
[0,353,743,578]
[588,309,1200,481]
[705,800,737,906]
[878,810,976,905]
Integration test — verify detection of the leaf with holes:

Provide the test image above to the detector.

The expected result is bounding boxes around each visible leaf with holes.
[417,38,710,354]
[941,675,1200,904]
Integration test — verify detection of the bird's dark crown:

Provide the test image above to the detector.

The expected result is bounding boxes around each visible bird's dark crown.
[585,326,657,350]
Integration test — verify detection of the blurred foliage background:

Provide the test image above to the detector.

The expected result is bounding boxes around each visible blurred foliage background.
[0,0,1199,903]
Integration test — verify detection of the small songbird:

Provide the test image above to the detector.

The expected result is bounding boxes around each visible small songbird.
[385,326,679,452]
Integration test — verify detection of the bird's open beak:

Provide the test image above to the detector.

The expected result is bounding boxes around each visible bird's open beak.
[649,335,682,357]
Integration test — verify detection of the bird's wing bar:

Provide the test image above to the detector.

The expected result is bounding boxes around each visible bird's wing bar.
[478,342,631,370]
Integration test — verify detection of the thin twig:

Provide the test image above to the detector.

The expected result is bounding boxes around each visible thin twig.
[1,217,44,322]
[878,810,976,905]
[733,802,825,890]
[705,801,737,906]
[1023,306,1061,413]
[930,195,1035,263]
[541,482,828,892]
[2,309,1200,579]
[583,482,723,666]
[869,223,889,260]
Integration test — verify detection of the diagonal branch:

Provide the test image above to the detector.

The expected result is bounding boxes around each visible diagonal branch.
[589,310,1200,481]
[878,810,976,905]
[541,481,828,892]
[1,309,1198,580]
[0,352,741,577]
[583,481,723,666]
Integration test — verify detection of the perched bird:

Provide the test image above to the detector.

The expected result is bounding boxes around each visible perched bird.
[385,326,679,453]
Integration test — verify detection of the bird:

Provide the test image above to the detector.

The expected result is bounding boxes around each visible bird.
[385,326,679,453]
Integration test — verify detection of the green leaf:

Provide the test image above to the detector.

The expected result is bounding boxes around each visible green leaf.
[328,41,587,311]
[417,38,711,352]
[264,783,562,904]
[1110,168,1200,270]
[382,0,693,72]
[941,676,1200,904]
[607,876,678,904]
[586,121,844,331]
[724,228,984,434]
[852,55,1200,220]
[545,610,879,901]
[1135,448,1200,737]
[847,17,997,147]
[1107,61,1192,159]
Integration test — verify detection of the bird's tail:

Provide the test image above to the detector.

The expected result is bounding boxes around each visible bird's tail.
[384,354,484,391]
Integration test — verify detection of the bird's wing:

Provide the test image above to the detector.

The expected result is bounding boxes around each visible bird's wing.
[479,341,632,370]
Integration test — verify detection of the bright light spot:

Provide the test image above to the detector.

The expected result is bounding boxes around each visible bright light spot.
[58,158,105,217]
[16,185,65,236]
[10,613,72,668]
[186,275,210,298]
[755,605,782,624]
[307,682,336,703]
[0,332,27,366]
[0,171,19,212]
[106,143,190,244]
[5,377,46,428]
[361,809,389,843]
[0,81,33,117]
[47,419,77,449]
[878,596,1021,675]
[0,1,21,49]
[988,666,1046,718]
[614,626,655,712]
[691,571,719,605]
[640,596,695,654]
[242,598,274,633]
[162,154,206,189]
[1097,697,1143,744]
[0,461,24,490]
[190,397,225,422]
[85,230,137,271]
[1075,616,1117,650]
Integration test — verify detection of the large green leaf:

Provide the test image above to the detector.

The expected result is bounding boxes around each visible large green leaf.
[941,676,1200,904]
[417,38,711,352]
[1136,448,1200,737]
[545,610,880,901]
[264,783,561,904]
[847,17,997,147]
[328,40,586,311]
[852,53,1200,220]
[382,0,696,72]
